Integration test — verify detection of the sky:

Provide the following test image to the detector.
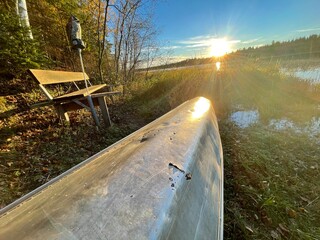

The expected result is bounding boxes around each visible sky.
[152,0,320,60]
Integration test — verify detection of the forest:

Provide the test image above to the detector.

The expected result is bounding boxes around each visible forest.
[234,34,320,59]
[0,0,157,84]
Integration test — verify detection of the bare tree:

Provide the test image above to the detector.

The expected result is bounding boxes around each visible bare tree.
[125,7,157,82]
[97,0,111,82]
[112,0,157,86]
[113,0,130,81]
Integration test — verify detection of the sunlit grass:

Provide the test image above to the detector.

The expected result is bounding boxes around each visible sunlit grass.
[133,60,320,239]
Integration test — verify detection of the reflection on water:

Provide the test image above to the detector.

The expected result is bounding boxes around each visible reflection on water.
[304,117,320,138]
[269,117,320,140]
[216,62,221,71]
[282,68,320,84]
[230,109,320,141]
[269,118,296,131]
[230,110,259,128]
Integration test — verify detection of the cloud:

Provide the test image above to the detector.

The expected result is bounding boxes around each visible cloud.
[177,35,240,49]
[242,38,261,44]
[228,40,241,44]
[185,43,210,48]
[188,35,217,41]
[295,27,320,33]
[253,44,264,48]
[160,46,181,50]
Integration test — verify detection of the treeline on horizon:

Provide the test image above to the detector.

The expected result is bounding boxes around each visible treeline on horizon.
[233,34,320,59]
[148,34,320,70]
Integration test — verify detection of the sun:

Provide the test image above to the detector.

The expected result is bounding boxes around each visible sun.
[210,38,231,57]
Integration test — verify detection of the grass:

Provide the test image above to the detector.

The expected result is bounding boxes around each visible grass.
[219,60,320,239]
[222,122,320,239]
[1,60,319,239]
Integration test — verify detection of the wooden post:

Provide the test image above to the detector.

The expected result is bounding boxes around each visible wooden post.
[107,85,115,104]
[98,96,112,127]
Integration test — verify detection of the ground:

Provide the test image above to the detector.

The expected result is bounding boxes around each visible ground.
[0,60,319,239]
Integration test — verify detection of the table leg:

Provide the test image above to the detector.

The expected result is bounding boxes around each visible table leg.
[87,95,100,126]
[55,105,70,122]
[98,96,112,127]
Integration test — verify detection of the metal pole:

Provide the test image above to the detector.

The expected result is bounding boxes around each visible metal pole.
[78,48,100,126]
[78,48,89,95]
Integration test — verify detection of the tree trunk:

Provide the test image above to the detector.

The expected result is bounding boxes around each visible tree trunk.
[98,0,110,83]
[16,0,33,39]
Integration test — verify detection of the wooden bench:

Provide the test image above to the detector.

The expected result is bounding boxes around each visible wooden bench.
[28,69,121,126]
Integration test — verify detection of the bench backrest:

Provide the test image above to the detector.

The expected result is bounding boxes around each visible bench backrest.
[28,69,91,101]
[28,69,89,85]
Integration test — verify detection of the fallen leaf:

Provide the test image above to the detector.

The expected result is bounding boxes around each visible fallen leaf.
[298,207,306,213]
[245,226,254,233]
[278,223,290,235]
[287,208,297,218]
[271,230,280,239]
[300,196,310,203]
[276,227,285,237]
[262,215,273,225]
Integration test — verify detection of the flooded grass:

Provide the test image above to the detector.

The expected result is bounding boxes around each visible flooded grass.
[219,60,320,239]
[281,67,320,85]
[230,110,259,128]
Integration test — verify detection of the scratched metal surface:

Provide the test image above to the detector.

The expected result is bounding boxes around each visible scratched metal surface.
[0,97,223,240]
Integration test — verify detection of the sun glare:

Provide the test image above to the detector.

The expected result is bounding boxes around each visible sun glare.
[210,38,231,57]
[216,61,221,70]
[192,97,211,119]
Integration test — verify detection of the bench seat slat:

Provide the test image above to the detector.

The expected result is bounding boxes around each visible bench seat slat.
[90,91,122,98]
[53,84,106,102]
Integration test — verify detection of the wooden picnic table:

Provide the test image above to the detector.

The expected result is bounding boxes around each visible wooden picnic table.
[28,69,121,126]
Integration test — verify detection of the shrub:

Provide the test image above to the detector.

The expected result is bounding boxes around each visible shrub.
[0,7,48,78]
